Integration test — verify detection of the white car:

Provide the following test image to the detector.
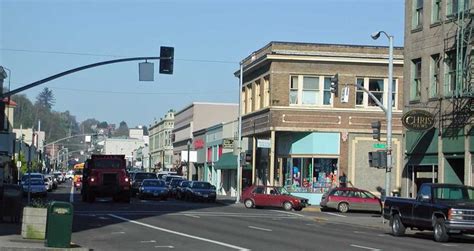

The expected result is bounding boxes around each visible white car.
[43,175,54,191]
[65,170,74,180]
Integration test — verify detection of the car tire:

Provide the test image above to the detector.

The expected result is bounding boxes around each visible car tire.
[294,207,303,211]
[244,199,254,208]
[337,202,349,213]
[283,201,293,211]
[433,218,450,242]
[390,214,406,236]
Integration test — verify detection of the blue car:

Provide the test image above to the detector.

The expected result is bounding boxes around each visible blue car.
[22,178,47,197]
[137,179,169,200]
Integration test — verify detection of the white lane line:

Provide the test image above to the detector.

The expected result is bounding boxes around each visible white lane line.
[109,214,250,251]
[141,240,157,243]
[248,226,272,232]
[69,183,74,203]
[270,209,304,217]
[442,244,458,247]
[349,244,381,251]
[154,246,174,249]
[184,214,201,218]
[323,212,347,218]
[98,216,109,220]
[111,231,125,234]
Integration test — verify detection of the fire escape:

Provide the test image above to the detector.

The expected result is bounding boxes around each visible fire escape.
[442,1,474,138]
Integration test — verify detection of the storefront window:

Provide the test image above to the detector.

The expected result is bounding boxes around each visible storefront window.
[284,157,338,193]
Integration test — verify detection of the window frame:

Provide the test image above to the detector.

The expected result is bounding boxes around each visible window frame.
[355,77,398,109]
[431,0,441,23]
[288,75,333,107]
[411,58,422,101]
[430,54,440,98]
[412,0,424,29]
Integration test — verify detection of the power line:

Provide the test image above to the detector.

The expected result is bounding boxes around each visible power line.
[48,86,235,95]
[0,47,238,64]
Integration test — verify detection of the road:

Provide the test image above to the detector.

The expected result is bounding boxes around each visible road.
[45,182,474,251]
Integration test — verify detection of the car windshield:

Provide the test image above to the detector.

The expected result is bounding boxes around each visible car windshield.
[92,159,122,168]
[24,179,44,185]
[192,182,211,189]
[142,180,165,187]
[275,187,291,195]
[165,176,181,182]
[170,179,183,186]
[180,181,190,187]
[434,187,474,201]
[22,174,42,181]
[135,173,157,180]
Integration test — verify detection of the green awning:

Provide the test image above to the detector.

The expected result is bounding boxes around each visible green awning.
[214,153,251,170]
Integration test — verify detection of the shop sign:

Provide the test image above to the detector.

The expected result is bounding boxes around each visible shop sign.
[194,139,205,149]
[223,139,234,149]
[402,109,435,131]
[257,139,271,148]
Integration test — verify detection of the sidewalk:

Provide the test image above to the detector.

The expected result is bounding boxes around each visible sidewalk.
[0,222,89,251]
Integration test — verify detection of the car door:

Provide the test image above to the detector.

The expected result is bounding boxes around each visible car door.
[413,185,433,228]
[362,191,381,212]
[348,191,363,210]
[252,186,266,206]
[267,187,282,207]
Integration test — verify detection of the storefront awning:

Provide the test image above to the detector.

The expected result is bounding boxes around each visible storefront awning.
[214,153,251,170]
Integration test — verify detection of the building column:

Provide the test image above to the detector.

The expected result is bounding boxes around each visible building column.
[465,126,472,186]
[438,133,445,183]
[269,130,275,186]
[252,136,256,185]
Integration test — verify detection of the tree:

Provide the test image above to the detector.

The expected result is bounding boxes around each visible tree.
[114,121,129,137]
[98,121,109,129]
[35,87,55,111]
[12,94,35,128]
[80,118,100,134]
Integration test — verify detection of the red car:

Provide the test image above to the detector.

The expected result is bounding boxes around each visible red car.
[241,185,309,211]
[320,187,382,213]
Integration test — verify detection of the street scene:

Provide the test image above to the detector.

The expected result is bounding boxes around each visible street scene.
[1,0,474,250]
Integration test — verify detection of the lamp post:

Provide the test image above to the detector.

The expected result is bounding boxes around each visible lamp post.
[187,139,191,180]
[371,31,394,198]
[236,62,243,203]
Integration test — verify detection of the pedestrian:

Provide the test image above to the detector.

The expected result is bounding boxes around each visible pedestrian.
[339,172,347,188]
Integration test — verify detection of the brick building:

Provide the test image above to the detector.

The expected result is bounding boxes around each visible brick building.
[237,41,404,203]
[403,0,473,197]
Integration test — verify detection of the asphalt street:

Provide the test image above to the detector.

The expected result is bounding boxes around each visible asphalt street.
[45,182,474,251]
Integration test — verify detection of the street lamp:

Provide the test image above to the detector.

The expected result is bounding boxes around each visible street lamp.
[187,139,191,180]
[371,31,394,198]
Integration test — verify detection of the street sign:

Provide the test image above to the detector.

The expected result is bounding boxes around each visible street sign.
[373,143,386,149]
[257,139,271,148]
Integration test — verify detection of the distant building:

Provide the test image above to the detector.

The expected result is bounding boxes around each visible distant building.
[149,110,175,171]
[103,137,146,166]
[129,127,144,139]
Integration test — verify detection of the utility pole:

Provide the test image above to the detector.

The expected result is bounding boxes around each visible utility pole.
[236,63,243,203]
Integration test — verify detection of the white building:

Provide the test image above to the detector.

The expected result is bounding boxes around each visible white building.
[129,127,144,139]
[149,110,174,171]
[103,137,146,166]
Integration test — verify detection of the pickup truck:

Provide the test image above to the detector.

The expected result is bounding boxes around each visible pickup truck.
[383,183,474,242]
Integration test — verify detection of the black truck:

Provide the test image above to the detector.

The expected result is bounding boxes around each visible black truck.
[383,183,474,242]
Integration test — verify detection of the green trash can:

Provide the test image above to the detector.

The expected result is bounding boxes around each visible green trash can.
[46,201,74,248]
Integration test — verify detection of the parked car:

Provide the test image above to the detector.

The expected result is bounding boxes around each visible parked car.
[176,180,191,200]
[320,187,382,213]
[168,178,185,197]
[45,174,58,190]
[21,173,44,185]
[184,181,217,202]
[137,179,169,200]
[241,185,309,211]
[163,175,184,186]
[21,178,47,197]
[131,172,158,195]
[65,170,74,180]
[383,183,474,242]
[53,171,65,183]
[43,175,54,192]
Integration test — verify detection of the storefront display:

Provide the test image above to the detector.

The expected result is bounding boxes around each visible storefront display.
[283,157,338,193]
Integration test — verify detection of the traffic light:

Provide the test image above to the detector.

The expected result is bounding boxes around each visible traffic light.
[368,151,387,168]
[371,120,381,141]
[159,46,174,74]
[330,73,339,97]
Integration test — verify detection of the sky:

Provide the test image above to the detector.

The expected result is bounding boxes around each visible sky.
[0,0,405,128]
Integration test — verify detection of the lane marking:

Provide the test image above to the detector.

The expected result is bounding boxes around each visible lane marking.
[111,231,125,234]
[154,246,174,249]
[349,244,381,251]
[323,212,347,218]
[141,240,157,243]
[442,244,458,247]
[109,214,250,251]
[248,226,272,232]
[353,231,368,234]
[270,210,304,217]
[69,183,74,203]
[184,214,201,218]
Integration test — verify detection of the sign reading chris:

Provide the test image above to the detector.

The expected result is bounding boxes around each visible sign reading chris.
[402,109,435,131]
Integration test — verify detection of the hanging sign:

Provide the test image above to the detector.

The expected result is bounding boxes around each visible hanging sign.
[401,109,435,131]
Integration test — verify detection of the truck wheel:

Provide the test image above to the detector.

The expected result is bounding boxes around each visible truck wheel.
[433,218,450,242]
[390,214,406,236]
[337,202,349,213]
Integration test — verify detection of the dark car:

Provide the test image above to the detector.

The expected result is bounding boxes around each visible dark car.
[168,178,185,197]
[320,187,382,213]
[21,178,47,197]
[131,172,158,195]
[137,179,169,200]
[176,180,191,200]
[241,185,309,211]
[164,175,184,186]
[184,181,217,202]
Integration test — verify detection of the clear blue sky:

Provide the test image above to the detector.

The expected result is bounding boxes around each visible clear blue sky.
[0,0,405,128]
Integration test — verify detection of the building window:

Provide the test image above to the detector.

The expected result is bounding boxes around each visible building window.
[241,86,246,114]
[444,51,456,95]
[246,85,253,113]
[255,79,261,110]
[447,0,470,16]
[289,75,332,106]
[302,76,319,105]
[356,77,398,109]
[432,0,441,23]
[411,58,422,101]
[413,0,423,28]
[263,75,270,107]
[430,54,440,98]
[290,76,299,104]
